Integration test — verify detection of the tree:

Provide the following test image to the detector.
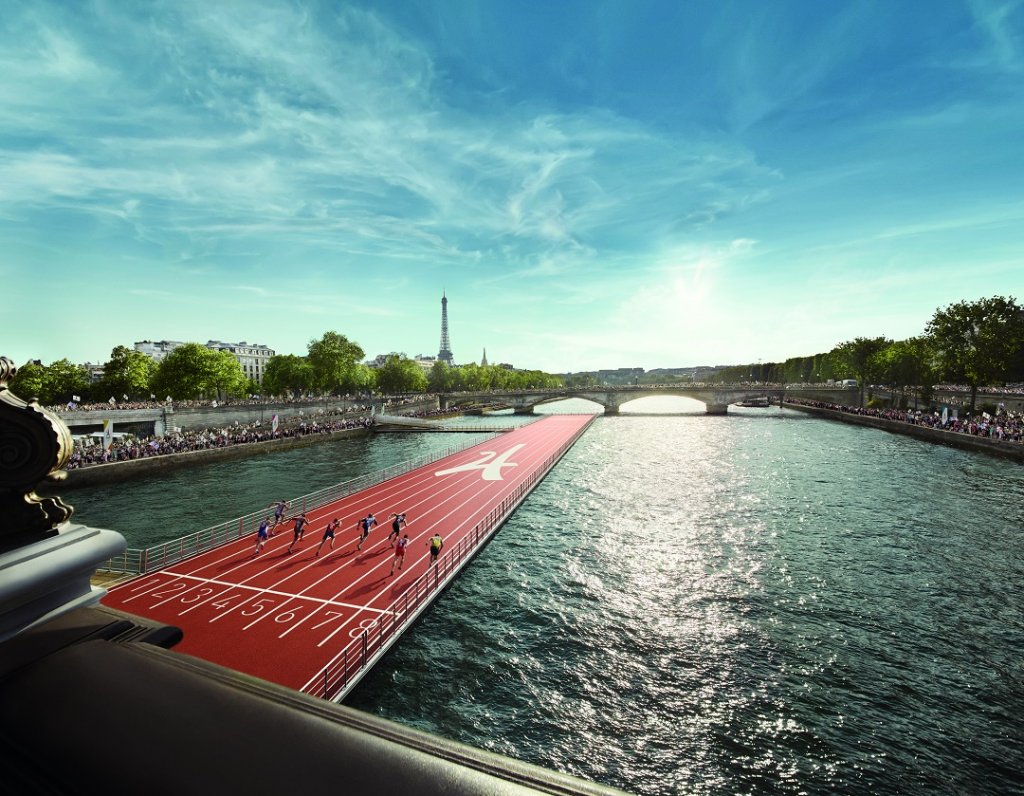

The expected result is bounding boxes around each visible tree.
[926,296,1024,411]
[9,360,46,401]
[262,354,314,396]
[208,349,249,399]
[43,359,91,405]
[375,355,428,394]
[151,343,246,400]
[101,346,156,400]
[834,336,889,401]
[427,360,455,392]
[458,362,489,391]
[350,363,376,393]
[307,332,364,394]
[874,337,935,409]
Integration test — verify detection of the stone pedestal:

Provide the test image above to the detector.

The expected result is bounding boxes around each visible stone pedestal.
[0,522,126,644]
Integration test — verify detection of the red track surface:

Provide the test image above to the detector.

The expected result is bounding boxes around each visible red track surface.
[102,414,593,695]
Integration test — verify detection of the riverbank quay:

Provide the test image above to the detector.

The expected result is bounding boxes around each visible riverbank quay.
[784,400,1024,462]
[52,423,375,490]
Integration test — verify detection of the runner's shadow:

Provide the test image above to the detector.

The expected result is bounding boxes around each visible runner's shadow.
[314,549,355,565]
[388,579,412,598]
[346,576,388,598]
[276,553,311,570]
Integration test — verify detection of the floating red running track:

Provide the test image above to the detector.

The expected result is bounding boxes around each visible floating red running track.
[102,414,594,700]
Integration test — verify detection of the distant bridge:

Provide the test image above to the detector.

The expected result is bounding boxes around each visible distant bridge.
[440,385,827,415]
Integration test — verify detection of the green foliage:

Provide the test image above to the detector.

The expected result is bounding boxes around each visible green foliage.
[428,360,454,392]
[262,354,315,396]
[151,343,247,400]
[873,337,934,398]
[43,359,91,404]
[430,363,562,391]
[9,360,47,401]
[375,355,428,394]
[100,346,156,400]
[307,332,365,394]
[564,372,599,387]
[834,336,890,388]
[209,349,248,398]
[925,295,1024,408]
[350,363,376,392]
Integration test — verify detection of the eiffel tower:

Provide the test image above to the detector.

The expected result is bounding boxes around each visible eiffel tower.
[437,291,454,364]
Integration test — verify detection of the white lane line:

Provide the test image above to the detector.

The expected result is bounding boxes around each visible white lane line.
[158,572,391,615]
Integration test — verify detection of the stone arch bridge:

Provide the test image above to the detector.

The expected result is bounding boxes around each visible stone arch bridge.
[439,385,800,415]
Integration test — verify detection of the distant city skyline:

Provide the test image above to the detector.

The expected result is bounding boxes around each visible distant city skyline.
[2,1,1022,371]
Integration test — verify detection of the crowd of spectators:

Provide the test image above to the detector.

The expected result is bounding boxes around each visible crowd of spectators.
[67,413,375,469]
[932,383,1024,395]
[785,397,1024,444]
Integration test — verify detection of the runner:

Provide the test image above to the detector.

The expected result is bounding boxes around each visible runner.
[390,534,410,574]
[355,511,378,550]
[388,512,408,546]
[268,499,290,534]
[287,512,309,554]
[315,517,341,557]
[427,532,443,565]
[254,517,271,555]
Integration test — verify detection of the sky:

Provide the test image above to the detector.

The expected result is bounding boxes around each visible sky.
[2,0,1023,374]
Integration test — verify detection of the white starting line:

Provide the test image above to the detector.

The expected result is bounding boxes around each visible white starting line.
[161,572,392,615]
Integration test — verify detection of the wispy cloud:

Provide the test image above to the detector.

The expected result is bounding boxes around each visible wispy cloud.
[968,0,1024,72]
[2,1,1022,371]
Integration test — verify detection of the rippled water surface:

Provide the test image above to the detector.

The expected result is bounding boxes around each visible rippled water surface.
[69,399,1024,794]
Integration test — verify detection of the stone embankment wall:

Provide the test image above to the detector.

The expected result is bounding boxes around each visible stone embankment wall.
[786,402,1024,462]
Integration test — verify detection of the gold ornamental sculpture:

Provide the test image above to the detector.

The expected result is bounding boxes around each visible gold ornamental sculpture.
[0,355,74,550]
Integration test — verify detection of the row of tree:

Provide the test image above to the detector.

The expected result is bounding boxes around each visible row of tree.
[710,296,1024,410]
[8,331,564,405]
[9,343,255,406]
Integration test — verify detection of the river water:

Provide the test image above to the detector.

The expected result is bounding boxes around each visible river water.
[67,398,1024,795]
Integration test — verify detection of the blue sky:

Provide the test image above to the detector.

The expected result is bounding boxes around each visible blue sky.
[2,0,1022,373]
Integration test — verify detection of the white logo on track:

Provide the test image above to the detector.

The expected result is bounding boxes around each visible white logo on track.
[434,444,524,481]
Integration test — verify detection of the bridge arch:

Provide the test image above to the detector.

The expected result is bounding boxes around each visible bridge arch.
[615,394,707,414]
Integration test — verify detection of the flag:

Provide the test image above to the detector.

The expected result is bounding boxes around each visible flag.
[108,396,116,405]
[102,419,114,451]
[941,407,948,425]
[271,414,279,433]
[73,395,81,402]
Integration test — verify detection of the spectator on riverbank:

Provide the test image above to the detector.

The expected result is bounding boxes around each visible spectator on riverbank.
[785,398,1023,444]
[65,414,375,470]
